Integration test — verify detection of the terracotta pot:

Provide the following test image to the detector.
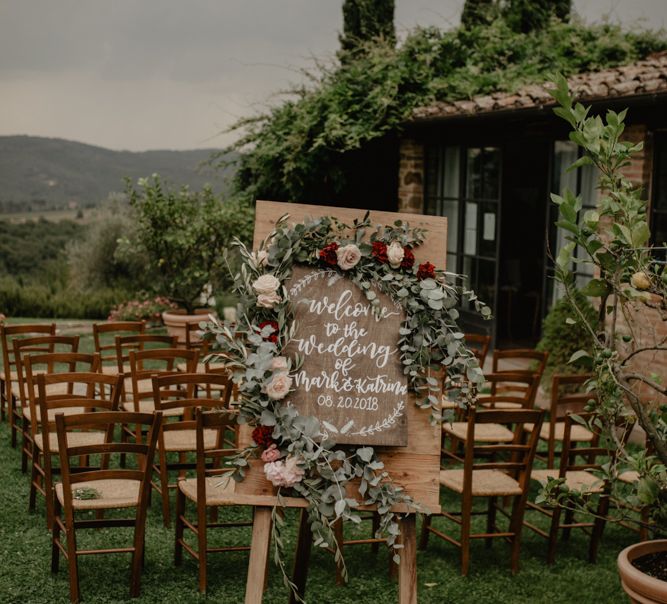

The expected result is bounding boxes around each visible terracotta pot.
[618,540,667,604]
[162,310,216,346]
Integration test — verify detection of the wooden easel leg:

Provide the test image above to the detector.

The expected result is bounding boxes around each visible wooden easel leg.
[289,509,312,604]
[398,514,417,604]
[245,506,273,604]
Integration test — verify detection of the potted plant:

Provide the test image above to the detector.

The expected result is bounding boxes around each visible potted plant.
[125,175,254,340]
[542,77,667,603]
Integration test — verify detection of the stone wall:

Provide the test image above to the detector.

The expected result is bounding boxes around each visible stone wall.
[397,138,425,214]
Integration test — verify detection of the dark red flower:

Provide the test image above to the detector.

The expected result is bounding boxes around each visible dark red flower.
[252,425,275,449]
[372,241,388,263]
[401,247,415,269]
[319,242,339,267]
[258,320,279,344]
[417,261,436,280]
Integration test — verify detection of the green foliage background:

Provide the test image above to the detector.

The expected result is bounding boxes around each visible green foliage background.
[227,18,667,204]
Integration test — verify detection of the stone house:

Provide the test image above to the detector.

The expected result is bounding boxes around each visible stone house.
[395,53,667,348]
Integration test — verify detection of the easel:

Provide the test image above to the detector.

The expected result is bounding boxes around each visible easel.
[237,201,448,603]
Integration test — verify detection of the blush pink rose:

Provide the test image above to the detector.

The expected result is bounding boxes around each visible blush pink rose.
[265,372,292,400]
[336,244,362,270]
[271,356,289,371]
[263,455,305,487]
[252,274,280,295]
[261,444,281,463]
[257,291,282,309]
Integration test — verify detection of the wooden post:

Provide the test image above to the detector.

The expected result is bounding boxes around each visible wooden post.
[289,509,313,604]
[245,507,273,604]
[398,514,417,604]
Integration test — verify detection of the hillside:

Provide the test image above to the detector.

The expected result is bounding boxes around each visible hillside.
[0,135,234,213]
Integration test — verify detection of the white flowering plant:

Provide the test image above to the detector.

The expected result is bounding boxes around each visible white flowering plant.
[205,212,489,595]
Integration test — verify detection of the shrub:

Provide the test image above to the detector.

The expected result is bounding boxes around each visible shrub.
[108,296,178,325]
[536,288,598,385]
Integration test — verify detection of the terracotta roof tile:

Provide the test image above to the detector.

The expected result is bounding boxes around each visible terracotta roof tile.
[412,52,667,121]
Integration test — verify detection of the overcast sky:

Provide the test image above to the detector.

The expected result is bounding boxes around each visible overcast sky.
[1,0,666,151]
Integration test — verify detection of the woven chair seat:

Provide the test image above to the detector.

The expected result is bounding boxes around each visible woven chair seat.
[442,422,514,442]
[531,469,604,494]
[101,364,129,376]
[0,370,18,382]
[121,400,184,416]
[176,361,226,373]
[56,479,140,510]
[524,421,593,442]
[480,400,523,410]
[159,428,218,452]
[23,405,86,423]
[35,431,105,453]
[619,470,639,484]
[439,469,522,496]
[178,475,236,505]
[123,378,153,394]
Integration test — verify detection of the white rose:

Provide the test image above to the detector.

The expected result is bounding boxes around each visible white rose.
[265,372,292,400]
[387,241,405,269]
[252,274,280,295]
[336,244,362,271]
[271,356,289,371]
[250,250,269,269]
[257,292,282,309]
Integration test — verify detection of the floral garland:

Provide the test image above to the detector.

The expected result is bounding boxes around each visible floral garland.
[206,212,489,594]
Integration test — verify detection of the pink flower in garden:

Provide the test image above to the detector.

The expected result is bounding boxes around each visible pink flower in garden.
[261,444,281,463]
[263,455,305,487]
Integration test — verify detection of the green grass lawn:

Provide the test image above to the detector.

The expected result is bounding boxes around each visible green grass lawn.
[0,319,637,602]
[0,414,636,604]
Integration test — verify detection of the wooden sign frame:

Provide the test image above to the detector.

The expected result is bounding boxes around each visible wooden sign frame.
[231,200,447,604]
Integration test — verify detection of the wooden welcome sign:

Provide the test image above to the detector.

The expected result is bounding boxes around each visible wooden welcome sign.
[286,264,408,446]
[234,201,448,604]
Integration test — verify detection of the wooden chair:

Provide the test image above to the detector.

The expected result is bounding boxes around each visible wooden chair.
[92,321,145,375]
[13,335,79,472]
[421,407,544,575]
[464,333,491,366]
[152,372,234,527]
[0,323,55,446]
[524,373,596,468]
[492,348,549,378]
[175,408,253,593]
[31,370,121,527]
[524,412,633,564]
[52,410,162,603]
[483,371,541,408]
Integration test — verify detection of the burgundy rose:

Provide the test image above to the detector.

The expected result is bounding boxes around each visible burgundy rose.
[319,242,339,267]
[372,241,388,264]
[417,261,436,280]
[258,320,279,344]
[252,425,275,449]
[401,247,415,270]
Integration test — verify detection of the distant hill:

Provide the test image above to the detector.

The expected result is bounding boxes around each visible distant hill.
[0,135,235,213]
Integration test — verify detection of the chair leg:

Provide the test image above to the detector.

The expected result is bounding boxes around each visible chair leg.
[589,496,609,564]
[197,501,208,593]
[9,398,17,448]
[175,489,185,566]
[20,419,30,473]
[418,514,431,550]
[371,512,380,554]
[0,379,5,422]
[562,508,574,542]
[130,508,148,598]
[486,496,497,549]
[157,458,171,528]
[508,495,526,575]
[29,453,39,513]
[51,497,61,574]
[547,506,562,565]
[460,503,472,577]
[65,516,80,603]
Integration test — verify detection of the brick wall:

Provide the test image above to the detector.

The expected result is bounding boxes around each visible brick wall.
[397,138,425,214]
[619,124,653,197]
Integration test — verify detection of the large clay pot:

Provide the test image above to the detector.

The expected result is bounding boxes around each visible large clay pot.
[162,310,215,346]
[618,540,667,604]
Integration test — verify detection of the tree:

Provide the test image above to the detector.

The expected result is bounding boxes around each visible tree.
[461,0,497,28]
[503,0,571,33]
[339,0,395,59]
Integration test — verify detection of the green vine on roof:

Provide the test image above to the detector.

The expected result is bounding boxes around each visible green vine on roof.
[220,18,667,204]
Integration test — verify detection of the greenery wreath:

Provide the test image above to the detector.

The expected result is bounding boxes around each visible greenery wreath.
[206,212,489,594]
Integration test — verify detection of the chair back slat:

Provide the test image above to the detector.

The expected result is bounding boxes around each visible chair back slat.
[483,372,540,407]
[93,321,145,368]
[115,334,178,370]
[126,348,197,405]
[465,333,491,365]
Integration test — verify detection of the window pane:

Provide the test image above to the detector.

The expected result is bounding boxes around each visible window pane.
[479,202,497,257]
[442,199,459,254]
[443,147,460,198]
[466,148,482,199]
[464,202,477,256]
[482,147,501,200]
